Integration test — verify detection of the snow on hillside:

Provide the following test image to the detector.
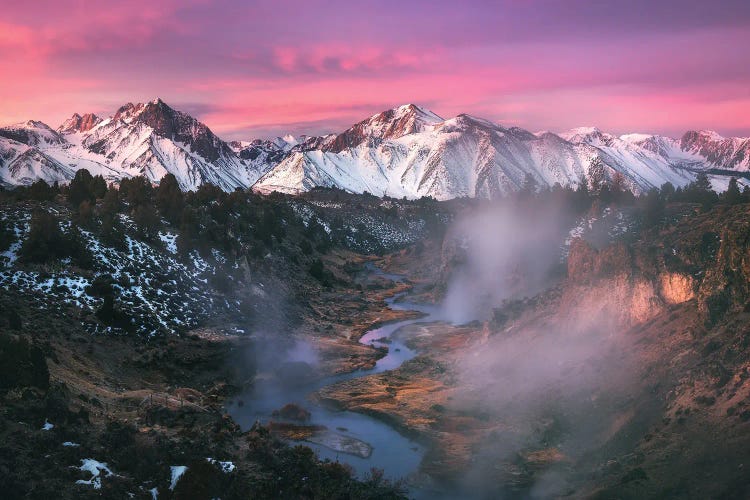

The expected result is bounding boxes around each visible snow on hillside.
[1,99,272,191]
[0,206,235,336]
[3,100,750,200]
[255,109,715,200]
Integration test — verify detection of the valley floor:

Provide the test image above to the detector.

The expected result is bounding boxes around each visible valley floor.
[5,198,750,499]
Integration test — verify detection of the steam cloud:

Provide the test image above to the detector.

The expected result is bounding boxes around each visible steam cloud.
[441,199,571,323]
[437,199,642,498]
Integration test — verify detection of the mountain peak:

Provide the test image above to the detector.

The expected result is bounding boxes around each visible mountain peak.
[559,126,614,144]
[321,103,443,153]
[0,119,64,146]
[390,103,443,124]
[58,112,102,134]
[697,130,725,141]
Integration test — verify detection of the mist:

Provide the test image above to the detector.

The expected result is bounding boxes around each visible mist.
[435,198,642,498]
[440,198,572,324]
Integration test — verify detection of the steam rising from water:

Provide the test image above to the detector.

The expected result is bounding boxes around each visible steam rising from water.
[436,200,641,497]
[441,200,570,323]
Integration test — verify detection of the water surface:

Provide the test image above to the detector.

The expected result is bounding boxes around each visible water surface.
[228,263,444,481]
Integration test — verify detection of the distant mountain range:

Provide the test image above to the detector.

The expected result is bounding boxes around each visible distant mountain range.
[2,99,748,199]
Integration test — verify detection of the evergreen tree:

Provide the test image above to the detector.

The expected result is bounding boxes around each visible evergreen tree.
[75,200,95,228]
[66,224,93,268]
[68,169,96,207]
[90,175,108,199]
[132,203,160,240]
[18,209,67,263]
[27,179,56,201]
[688,172,717,211]
[155,173,184,225]
[100,212,127,251]
[177,206,199,255]
[119,176,152,208]
[692,172,712,193]
[659,182,676,202]
[724,177,742,205]
[641,188,665,229]
[0,218,15,253]
[100,187,121,217]
[574,179,591,213]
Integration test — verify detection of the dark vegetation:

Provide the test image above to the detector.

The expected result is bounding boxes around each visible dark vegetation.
[1,169,747,498]
[0,300,406,499]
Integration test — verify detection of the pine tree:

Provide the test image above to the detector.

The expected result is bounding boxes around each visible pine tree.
[641,188,665,229]
[18,209,67,263]
[119,176,152,208]
[688,172,717,211]
[75,200,94,228]
[660,182,676,202]
[68,169,96,207]
[101,187,121,217]
[27,179,56,201]
[90,175,108,199]
[132,203,160,240]
[724,177,742,205]
[155,173,184,225]
[691,172,712,193]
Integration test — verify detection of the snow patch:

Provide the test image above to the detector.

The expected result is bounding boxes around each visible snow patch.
[169,465,188,490]
[206,457,236,473]
[75,459,113,489]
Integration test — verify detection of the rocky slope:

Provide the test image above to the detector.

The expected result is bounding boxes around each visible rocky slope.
[254,106,746,199]
[315,201,750,498]
[0,189,449,498]
[681,130,750,171]
[3,100,749,200]
[0,99,271,191]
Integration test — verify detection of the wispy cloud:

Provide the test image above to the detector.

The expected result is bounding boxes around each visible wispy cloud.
[2,0,749,138]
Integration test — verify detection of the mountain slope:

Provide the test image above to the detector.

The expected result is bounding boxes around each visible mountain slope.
[3,100,749,198]
[1,99,273,190]
[680,130,750,171]
[254,107,702,199]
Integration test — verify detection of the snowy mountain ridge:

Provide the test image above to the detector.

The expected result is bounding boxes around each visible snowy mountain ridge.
[1,99,749,199]
[0,98,272,191]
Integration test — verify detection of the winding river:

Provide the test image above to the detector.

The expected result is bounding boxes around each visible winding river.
[227,263,443,482]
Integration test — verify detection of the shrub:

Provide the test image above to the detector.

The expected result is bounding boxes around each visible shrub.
[18,209,68,263]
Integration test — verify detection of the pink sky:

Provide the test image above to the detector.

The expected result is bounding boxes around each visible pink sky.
[2,0,750,140]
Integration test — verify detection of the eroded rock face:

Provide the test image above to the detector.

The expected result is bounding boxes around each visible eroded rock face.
[58,113,102,134]
[660,272,695,304]
[698,225,750,324]
[567,238,632,282]
[559,276,662,329]
[564,240,699,327]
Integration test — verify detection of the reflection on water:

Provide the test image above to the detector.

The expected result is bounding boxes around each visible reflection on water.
[227,262,444,482]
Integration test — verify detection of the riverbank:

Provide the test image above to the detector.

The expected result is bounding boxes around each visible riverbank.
[227,256,440,483]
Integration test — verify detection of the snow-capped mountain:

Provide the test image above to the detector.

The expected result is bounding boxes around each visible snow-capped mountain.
[0,98,272,190]
[2,100,749,199]
[253,105,703,199]
[58,113,102,134]
[680,130,750,171]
